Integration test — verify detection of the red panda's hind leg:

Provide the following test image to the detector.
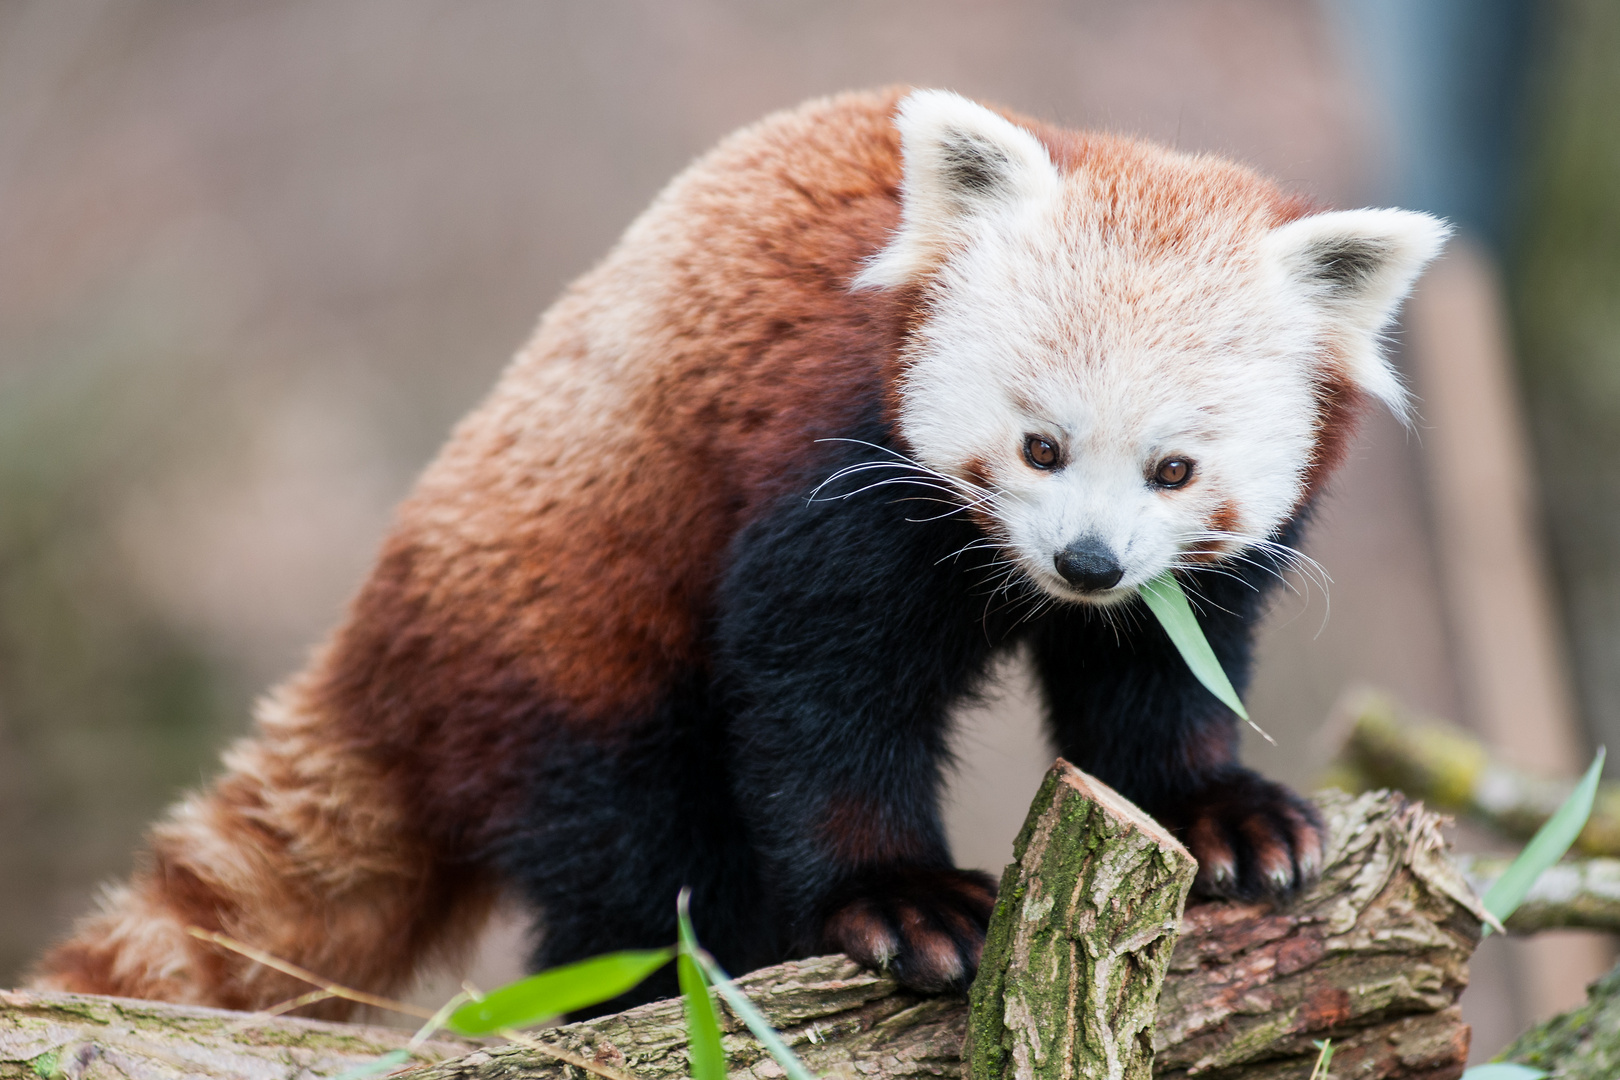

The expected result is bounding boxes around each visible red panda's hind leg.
[29,680,488,1017]
[504,718,776,1016]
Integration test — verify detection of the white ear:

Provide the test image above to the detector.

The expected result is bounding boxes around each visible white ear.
[1264,208,1451,419]
[855,89,1061,289]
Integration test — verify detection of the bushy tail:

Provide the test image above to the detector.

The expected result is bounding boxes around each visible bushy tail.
[29,676,491,1015]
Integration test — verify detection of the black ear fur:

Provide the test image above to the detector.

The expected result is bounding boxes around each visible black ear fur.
[939,133,1013,198]
[1302,237,1397,293]
[855,89,1059,289]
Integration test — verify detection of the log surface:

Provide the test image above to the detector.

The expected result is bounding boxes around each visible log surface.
[0,789,1486,1080]
[0,987,480,1079]
[418,788,1487,1080]
[1501,959,1620,1080]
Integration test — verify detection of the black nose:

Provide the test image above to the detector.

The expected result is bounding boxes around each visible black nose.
[1054,537,1124,592]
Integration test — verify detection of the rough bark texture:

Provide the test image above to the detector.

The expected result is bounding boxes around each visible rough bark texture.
[966,761,1197,1080]
[0,988,481,1079]
[1455,854,1620,933]
[2,787,1483,1080]
[1152,789,1483,1080]
[1326,690,1620,855]
[409,789,1483,1080]
[1500,959,1620,1079]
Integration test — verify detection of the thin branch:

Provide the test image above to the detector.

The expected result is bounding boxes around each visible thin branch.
[187,928,436,1020]
[1454,854,1620,934]
[188,928,640,1080]
[1324,688,1620,855]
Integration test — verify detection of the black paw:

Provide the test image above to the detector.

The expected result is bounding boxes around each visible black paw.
[817,867,997,993]
[1164,769,1323,901]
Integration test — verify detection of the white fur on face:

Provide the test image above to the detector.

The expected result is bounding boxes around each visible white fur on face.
[866,91,1448,604]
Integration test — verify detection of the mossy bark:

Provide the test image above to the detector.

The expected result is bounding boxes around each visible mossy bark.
[1501,960,1620,1079]
[966,761,1196,1080]
[1455,854,1620,933]
[0,787,1484,1080]
[0,988,480,1079]
[1326,689,1620,855]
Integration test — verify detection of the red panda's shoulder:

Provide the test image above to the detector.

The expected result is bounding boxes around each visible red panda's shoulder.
[315,92,924,748]
[433,88,918,512]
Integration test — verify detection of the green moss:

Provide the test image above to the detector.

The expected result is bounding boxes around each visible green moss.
[27,1051,58,1079]
[1502,962,1620,1078]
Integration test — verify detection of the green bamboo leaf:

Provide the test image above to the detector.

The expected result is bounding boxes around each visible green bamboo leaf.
[1139,572,1269,742]
[1308,1039,1333,1080]
[1460,1065,1549,1080]
[1480,748,1606,936]
[678,890,727,1080]
[679,953,726,1080]
[695,953,821,1080]
[446,948,673,1034]
[332,1049,411,1080]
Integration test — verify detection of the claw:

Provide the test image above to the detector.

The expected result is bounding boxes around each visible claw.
[1169,769,1324,902]
[819,867,997,993]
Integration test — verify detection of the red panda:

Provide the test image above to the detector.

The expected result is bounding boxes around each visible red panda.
[31,87,1446,1011]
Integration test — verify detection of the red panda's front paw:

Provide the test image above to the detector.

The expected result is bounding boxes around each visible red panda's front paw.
[818,867,998,993]
[1170,770,1324,902]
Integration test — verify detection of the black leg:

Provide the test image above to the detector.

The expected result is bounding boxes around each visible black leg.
[490,681,774,1013]
[713,435,1016,992]
[1032,537,1324,901]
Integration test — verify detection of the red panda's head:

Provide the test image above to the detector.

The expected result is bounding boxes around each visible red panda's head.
[857,90,1449,605]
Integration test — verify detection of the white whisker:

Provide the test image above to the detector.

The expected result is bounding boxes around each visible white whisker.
[1172,528,1332,620]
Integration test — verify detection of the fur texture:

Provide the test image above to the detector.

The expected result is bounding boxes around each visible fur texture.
[32,88,1444,1011]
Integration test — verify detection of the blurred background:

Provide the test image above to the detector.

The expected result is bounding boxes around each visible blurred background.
[1,0,1616,1063]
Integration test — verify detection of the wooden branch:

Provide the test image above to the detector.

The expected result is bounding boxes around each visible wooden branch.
[966,762,1197,1080]
[1327,689,1620,855]
[0,987,482,1079]
[1153,788,1483,1080]
[1454,853,1620,934]
[406,786,1484,1080]
[0,785,1487,1080]
[1498,959,1620,1079]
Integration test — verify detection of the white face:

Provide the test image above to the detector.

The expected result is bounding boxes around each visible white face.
[899,198,1322,604]
[860,91,1447,605]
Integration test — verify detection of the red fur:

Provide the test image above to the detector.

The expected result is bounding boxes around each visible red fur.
[31,88,1360,1012]
[1301,366,1369,504]
[817,795,931,866]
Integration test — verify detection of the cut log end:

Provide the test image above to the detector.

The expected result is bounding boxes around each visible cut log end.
[1054,760,1190,858]
[968,759,1198,1080]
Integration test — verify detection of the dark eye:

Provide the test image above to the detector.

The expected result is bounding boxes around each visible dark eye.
[1024,435,1060,470]
[1153,458,1193,488]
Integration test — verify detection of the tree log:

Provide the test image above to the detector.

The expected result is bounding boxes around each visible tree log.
[0,987,482,1079]
[1498,959,1620,1079]
[1454,854,1620,934]
[0,786,1487,1080]
[1327,689,1620,855]
[966,762,1198,1080]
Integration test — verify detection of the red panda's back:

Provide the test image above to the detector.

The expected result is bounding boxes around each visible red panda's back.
[307,89,916,842]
